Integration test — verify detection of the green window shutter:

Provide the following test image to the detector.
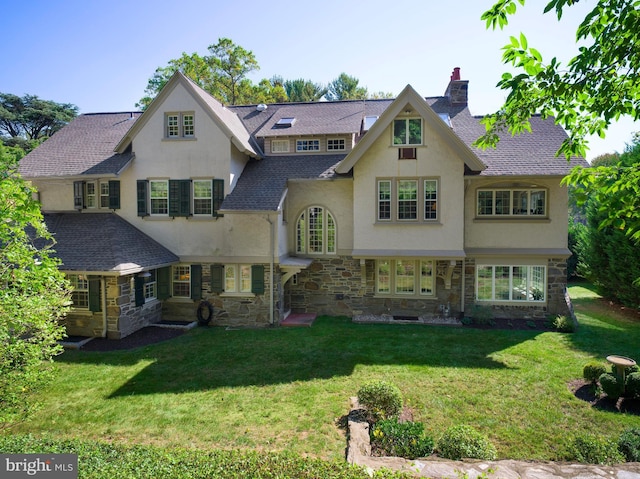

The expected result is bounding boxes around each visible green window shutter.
[88,276,101,312]
[210,264,224,293]
[73,181,85,210]
[157,266,171,300]
[212,178,224,217]
[108,180,121,209]
[137,180,149,217]
[251,265,265,295]
[191,264,202,300]
[134,276,145,307]
[169,179,191,217]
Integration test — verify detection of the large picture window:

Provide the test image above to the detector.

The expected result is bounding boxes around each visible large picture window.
[296,206,336,255]
[376,259,434,297]
[477,189,546,217]
[476,265,546,302]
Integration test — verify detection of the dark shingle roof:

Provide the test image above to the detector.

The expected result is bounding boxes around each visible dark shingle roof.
[19,113,141,178]
[221,154,346,211]
[44,213,178,273]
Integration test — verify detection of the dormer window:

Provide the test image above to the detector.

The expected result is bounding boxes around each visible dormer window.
[393,118,422,145]
[165,112,195,138]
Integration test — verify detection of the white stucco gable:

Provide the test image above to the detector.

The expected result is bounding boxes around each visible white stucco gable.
[335,84,485,174]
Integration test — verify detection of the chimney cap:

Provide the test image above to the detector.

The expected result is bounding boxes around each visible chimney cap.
[451,67,461,81]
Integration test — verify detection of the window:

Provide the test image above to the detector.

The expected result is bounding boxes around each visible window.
[69,274,89,309]
[74,180,120,210]
[476,265,546,302]
[271,139,290,153]
[327,138,345,151]
[172,265,191,298]
[144,270,157,300]
[393,118,422,145]
[165,112,195,138]
[296,206,336,255]
[377,178,438,222]
[477,189,547,217]
[296,139,320,152]
[150,180,169,215]
[193,180,212,216]
[86,182,97,208]
[376,259,434,297]
[276,117,296,127]
[224,265,252,293]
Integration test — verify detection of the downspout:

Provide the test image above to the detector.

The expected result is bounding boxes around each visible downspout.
[460,258,465,316]
[101,277,107,338]
[265,215,275,325]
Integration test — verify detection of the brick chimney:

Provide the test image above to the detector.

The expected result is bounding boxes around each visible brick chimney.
[444,67,468,106]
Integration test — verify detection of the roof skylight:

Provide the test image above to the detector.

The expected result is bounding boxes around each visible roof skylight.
[363,115,378,131]
[276,117,296,127]
[438,113,452,127]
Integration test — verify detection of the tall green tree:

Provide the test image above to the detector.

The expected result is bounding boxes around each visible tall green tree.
[284,78,327,102]
[0,143,70,427]
[207,38,260,105]
[325,73,368,101]
[0,94,77,152]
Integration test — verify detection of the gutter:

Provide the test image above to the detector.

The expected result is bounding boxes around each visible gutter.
[264,214,275,326]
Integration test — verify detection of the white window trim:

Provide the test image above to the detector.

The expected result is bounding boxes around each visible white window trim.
[475,264,546,303]
[392,118,422,146]
[296,139,320,152]
[69,274,90,309]
[296,206,337,256]
[85,181,97,209]
[223,264,253,295]
[476,188,547,217]
[192,179,213,216]
[149,179,169,216]
[172,265,191,298]
[165,112,195,139]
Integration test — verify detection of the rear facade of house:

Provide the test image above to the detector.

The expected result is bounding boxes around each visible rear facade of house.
[18,69,588,339]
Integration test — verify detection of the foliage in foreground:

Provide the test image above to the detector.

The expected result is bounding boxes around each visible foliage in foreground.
[436,425,497,461]
[0,144,70,427]
[357,380,403,421]
[0,435,410,479]
[565,433,625,465]
[370,418,434,460]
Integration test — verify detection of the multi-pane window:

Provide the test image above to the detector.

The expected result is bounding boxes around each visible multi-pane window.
[69,274,89,309]
[477,189,547,217]
[378,178,438,222]
[193,180,212,215]
[393,118,422,145]
[271,139,290,153]
[166,112,195,138]
[150,180,169,215]
[144,270,157,300]
[476,265,546,302]
[327,138,345,150]
[100,182,110,208]
[296,206,336,255]
[85,182,97,208]
[376,259,434,296]
[224,265,252,293]
[296,139,320,151]
[172,265,191,298]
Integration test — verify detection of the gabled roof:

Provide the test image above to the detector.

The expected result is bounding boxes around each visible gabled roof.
[18,112,141,178]
[115,72,261,158]
[221,154,346,212]
[335,85,487,174]
[44,213,178,274]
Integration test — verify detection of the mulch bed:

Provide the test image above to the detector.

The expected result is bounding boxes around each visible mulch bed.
[79,326,187,352]
[568,378,640,414]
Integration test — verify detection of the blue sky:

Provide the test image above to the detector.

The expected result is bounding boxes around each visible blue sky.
[3,0,636,160]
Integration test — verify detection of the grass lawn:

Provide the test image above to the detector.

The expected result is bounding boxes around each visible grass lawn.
[7,283,640,461]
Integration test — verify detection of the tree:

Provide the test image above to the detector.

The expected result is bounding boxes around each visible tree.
[325,73,368,101]
[0,94,77,152]
[0,143,70,427]
[207,38,260,105]
[477,0,640,159]
[284,78,327,102]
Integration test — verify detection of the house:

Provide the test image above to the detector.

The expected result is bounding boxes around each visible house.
[18,68,589,339]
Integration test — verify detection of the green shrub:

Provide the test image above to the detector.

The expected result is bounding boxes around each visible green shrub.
[625,372,640,399]
[469,305,494,326]
[552,315,575,332]
[599,373,624,401]
[357,380,403,421]
[583,362,607,383]
[618,427,640,462]
[611,364,640,376]
[370,418,434,459]
[437,425,497,461]
[566,433,624,465]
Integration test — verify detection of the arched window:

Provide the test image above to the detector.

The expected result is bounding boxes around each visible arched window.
[296,206,336,255]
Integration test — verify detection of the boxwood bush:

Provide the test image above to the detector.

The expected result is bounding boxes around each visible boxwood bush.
[583,362,607,383]
[566,433,624,465]
[599,373,624,401]
[436,425,497,461]
[618,427,640,462]
[370,418,434,459]
[357,380,403,421]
